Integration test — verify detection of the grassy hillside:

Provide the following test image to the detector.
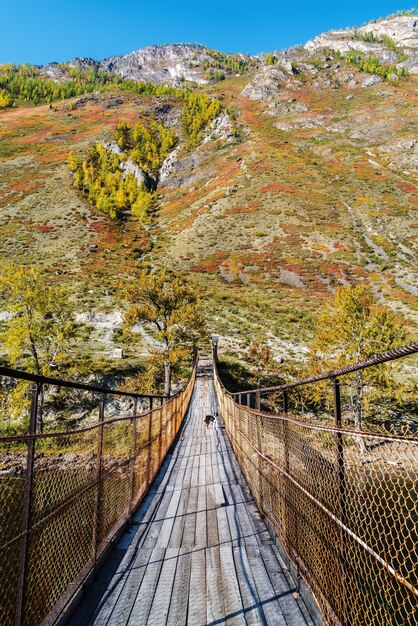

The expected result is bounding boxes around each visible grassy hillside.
[0,43,417,371]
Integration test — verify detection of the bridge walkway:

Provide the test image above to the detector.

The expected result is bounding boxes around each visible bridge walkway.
[74,361,317,626]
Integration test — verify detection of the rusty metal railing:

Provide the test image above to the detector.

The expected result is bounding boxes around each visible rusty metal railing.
[213,341,418,626]
[0,359,197,625]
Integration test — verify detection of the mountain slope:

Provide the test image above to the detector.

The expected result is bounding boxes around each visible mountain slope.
[0,13,417,364]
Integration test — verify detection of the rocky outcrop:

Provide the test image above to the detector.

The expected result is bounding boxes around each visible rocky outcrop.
[242,65,290,100]
[120,159,148,186]
[304,15,418,73]
[100,141,148,186]
[159,146,182,183]
[99,44,209,85]
[378,138,418,170]
[203,113,234,143]
[357,15,418,49]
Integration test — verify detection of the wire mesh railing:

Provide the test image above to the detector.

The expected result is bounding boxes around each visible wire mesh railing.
[0,360,197,626]
[213,342,418,626]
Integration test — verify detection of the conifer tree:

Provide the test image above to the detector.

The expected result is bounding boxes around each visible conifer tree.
[124,269,205,395]
[310,285,407,431]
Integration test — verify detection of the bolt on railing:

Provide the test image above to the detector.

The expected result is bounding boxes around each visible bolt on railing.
[0,358,197,626]
[213,339,418,626]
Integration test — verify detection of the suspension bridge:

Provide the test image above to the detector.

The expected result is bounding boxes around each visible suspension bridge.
[0,341,417,625]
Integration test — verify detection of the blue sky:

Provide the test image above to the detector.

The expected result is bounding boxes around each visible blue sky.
[0,1,411,64]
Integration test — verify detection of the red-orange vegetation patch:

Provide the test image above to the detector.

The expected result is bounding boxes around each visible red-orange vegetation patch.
[211,189,228,201]
[398,182,418,195]
[172,204,212,234]
[321,262,348,280]
[190,262,219,273]
[228,200,261,214]
[411,223,418,228]
[10,180,42,193]
[190,250,226,273]
[89,221,107,233]
[37,151,68,164]
[352,162,384,181]
[239,97,265,128]
[11,130,51,145]
[351,266,368,278]
[281,263,304,276]
[380,208,396,216]
[259,182,298,194]
[35,224,54,233]
[326,159,345,175]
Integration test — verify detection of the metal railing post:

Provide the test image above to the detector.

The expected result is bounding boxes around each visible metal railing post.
[282,390,289,472]
[93,393,106,573]
[333,377,348,624]
[146,401,153,487]
[281,388,292,560]
[129,398,138,519]
[15,382,40,626]
[246,393,251,408]
[256,413,264,511]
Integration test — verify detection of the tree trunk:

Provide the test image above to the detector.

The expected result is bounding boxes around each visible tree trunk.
[164,362,172,397]
[29,334,44,432]
[354,371,362,430]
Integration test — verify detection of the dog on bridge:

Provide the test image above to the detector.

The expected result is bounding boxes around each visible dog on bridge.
[204,411,219,429]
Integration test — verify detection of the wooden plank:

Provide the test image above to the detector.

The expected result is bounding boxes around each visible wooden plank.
[169,486,191,549]
[187,547,206,625]
[206,450,220,549]
[245,543,288,626]
[147,548,179,626]
[88,547,152,626]
[219,544,245,626]
[205,546,226,624]
[259,545,313,626]
[166,548,192,626]
[126,546,165,625]
[156,490,182,548]
[182,487,198,548]
[216,503,231,547]
[195,484,207,548]
[231,545,264,626]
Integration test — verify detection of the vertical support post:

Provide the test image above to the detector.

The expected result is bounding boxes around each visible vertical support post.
[93,393,105,572]
[146,401,153,487]
[238,393,242,405]
[256,390,261,411]
[212,339,218,363]
[282,390,289,472]
[333,377,348,625]
[158,404,163,466]
[129,398,138,519]
[149,396,154,412]
[246,393,251,408]
[333,378,346,522]
[175,394,179,433]
[15,382,40,626]
[281,388,292,560]
[255,413,264,512]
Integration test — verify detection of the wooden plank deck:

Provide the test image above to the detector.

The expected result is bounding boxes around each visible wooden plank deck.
[74,361,319,626]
